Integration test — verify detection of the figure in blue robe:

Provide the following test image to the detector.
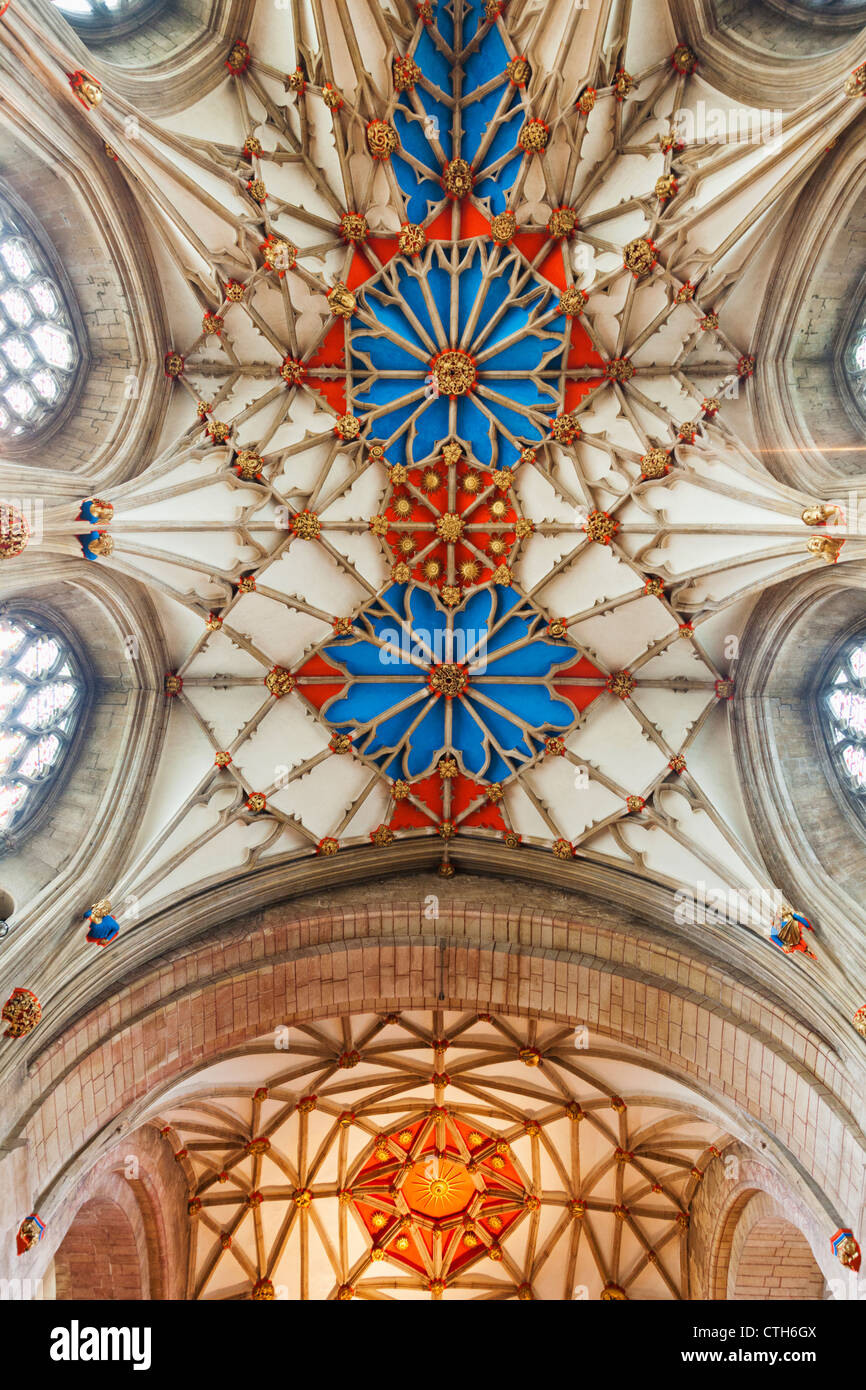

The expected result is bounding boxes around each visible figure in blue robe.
[84,899,120,947]
[78,498,112,525]
[79,531,113,561]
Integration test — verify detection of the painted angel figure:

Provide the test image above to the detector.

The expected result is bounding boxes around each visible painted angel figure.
[84,898,121,947]
[770,904,816,959]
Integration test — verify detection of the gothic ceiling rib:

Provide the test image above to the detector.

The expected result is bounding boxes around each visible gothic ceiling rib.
[6,0,866,992]
[154,1009,726,1301]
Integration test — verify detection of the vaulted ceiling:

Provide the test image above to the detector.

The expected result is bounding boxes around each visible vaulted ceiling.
[1,0,866,1304]
[156,1009,725,1300]
[21,0,864,971]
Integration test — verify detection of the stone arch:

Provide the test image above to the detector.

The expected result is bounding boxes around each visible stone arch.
[708,1184,827,1299]
[53,1194,145,1300]
[37,0,259,116]
[0,599,95,856]
[689,1143,835,1296]
[53,0,176,51]
[734,566,866,987]
[728,1203,826,1300]
[814,625,866,829]
[0,10,172,485]
[0,564,168,952]
[753,117,866,490]
[0,176,88,450]
[712,0,862,61]
[669,0,866,109]
[770,144,866,483]
[3,885,861,1296]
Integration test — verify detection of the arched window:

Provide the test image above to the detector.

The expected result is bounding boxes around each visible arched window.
[847,319,866,405]
[0,202,79,440]
[52,0,167,33]
[823,640,866,796]
[0,614,84,837]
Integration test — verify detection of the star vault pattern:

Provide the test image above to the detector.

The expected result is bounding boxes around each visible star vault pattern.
[156,1010,725,1301]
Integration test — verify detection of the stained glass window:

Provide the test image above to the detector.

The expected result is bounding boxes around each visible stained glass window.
[0,203,79,439]
[846,294,866,404]
[850,328,866,376]
[0,615,83,837]
[824,641,866,795]
[52,0,162,24]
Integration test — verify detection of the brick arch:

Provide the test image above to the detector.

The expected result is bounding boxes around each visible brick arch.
[689,1143,835,1298]
[54,1194,144,1300]
[729,1206,825,1301]
[34,1123,191,1295]
[9,892,863,1277]
[706,1180,827,1300]
[31,1125,194,1300]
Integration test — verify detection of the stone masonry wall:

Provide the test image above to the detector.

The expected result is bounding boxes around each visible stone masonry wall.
[88,0,211,70]
[713,0,854,54]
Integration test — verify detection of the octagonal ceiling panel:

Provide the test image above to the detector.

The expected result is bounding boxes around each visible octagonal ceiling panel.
[153,1010,728,1300]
